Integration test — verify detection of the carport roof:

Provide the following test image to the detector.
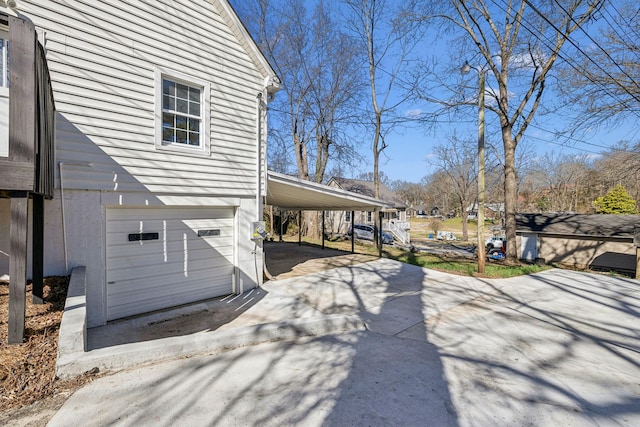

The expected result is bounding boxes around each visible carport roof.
[266,171,392,211]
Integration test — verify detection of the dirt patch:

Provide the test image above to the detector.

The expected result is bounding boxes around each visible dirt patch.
[0,277,95,425]
[265,241,377,278]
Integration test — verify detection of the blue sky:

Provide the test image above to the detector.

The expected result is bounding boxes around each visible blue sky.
[377,108,640,183]
[236,0,639,184]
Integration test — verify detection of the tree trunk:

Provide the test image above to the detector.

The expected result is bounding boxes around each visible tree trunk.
[373,112,382,198]
[503,128,518,263]
[293,129,309,180]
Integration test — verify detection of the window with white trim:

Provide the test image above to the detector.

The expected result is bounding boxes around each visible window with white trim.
[345,211,351,222]
[0,31,9,88]
[155,69,210,154]
[367,211,373,222]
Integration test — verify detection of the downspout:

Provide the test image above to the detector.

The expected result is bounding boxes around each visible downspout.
[256,92,266,222]
[257,92,273,281]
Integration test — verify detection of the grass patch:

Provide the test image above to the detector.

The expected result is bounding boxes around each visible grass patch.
[282,235,549,278]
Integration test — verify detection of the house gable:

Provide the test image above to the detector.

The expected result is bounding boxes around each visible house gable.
[328,177,407,210]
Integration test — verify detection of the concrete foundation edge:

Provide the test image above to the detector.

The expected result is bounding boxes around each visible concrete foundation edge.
[55,269,365,379]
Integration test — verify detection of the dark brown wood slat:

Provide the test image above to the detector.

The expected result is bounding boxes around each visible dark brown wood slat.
[8,192,28,344]
[8,15,36,165]
[32,194,44,303]
[0,160,35,190]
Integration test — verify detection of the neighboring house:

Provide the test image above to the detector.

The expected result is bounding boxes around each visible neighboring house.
[409,205,439,218]
[0,1,280,327]
[516,213,639,275]
[466,202,505,220]
[326,178,409,243]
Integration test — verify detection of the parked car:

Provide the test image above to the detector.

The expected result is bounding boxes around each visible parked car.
[348,224,394,244]
[485,236,506,249]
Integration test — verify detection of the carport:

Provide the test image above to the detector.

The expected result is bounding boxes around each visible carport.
[265,171,392,255]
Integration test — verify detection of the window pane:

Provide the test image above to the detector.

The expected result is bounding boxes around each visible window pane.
[188,87,200,102]
[176,83,188,100]
[176,98,188,114]
[162,79,175,96]
[189,132,200,146]
[162,127,174,143]
[162,112,174,128]
[5,40,8,88]
[176,130,188,145]
[0,39,4,87]
[188,117,199,132]
[175,115,187,130]
[189,101,200,116]
[162,95,174,111]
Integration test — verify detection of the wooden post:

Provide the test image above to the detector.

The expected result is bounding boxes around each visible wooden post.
[321,211,325,250]
[9,193,29,344]
[298,210,302,246]
[378,211,383,258]
[351,210,355,254]
[32,194,44,303]
[635,232,640,280]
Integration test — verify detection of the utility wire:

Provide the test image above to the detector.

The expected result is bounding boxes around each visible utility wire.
[521,0,640,105]
[488,0,640,120]
[551,0,640,93]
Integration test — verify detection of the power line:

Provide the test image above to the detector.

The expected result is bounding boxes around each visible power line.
[488,0,640,121]
[551,0,640,94]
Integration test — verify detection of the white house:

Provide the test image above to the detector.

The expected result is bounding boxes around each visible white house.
[0,0,279,327]
[326,178,410,243]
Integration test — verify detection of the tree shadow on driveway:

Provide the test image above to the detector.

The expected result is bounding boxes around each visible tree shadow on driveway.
[49,263,640,426]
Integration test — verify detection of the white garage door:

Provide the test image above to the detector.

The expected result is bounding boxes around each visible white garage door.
[106,207,235,321]
[520,233,538,261]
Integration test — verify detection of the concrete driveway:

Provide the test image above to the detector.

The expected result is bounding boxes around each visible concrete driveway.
[48,259,640,426]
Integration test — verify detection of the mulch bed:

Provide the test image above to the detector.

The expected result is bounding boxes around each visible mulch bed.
[0,277,92,412]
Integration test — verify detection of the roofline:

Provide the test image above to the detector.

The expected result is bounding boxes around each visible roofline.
[267,171,393,211]
[216,0,280,93]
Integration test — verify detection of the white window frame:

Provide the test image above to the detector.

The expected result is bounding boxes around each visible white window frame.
[344,211,351,222]
[154,67,210,155]
[0,29,9,94]
[367,211,373,223]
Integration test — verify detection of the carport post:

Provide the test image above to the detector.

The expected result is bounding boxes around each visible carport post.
[635,231,640,279]
[351,210,355,254]
[298,210,302,246]
[321,211,325,250]
[378,210,383,258]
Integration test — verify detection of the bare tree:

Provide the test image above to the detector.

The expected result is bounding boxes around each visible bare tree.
[390,180,427,211]
[430,133,478,241]
[437,0,602,261]
[592,142,640,204]
[561,1,640,132]
[342,0,427,197]
[527,152,592,212]
[234,0,364,183]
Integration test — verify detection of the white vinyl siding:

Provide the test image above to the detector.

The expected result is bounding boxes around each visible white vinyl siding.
[20,0,264,196]
[106,207,234,321]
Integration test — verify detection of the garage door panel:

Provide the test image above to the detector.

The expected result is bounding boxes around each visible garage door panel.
[107,255,235,282]
[107,208,234,221]
[106,207,235,321]
[108,265,234,301]
[107,281,233,321]
[107,245,234,267]
[106,221,233,244]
